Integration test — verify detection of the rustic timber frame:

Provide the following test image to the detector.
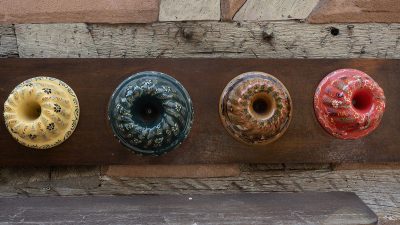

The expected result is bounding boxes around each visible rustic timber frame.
[1,0,400,221]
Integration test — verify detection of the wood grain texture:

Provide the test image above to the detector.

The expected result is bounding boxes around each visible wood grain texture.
[0,193,377,225]
[0,0,159,24]
[11,22,400,59]
[15,23,97,58]
[2,18,399,225]
[96,170,400,222]
[308,0,400,24]
[1,169,398,222]
[104,164,241,177]
[0,59,399,165]
[221,0,247,21]
[0,25,18,58]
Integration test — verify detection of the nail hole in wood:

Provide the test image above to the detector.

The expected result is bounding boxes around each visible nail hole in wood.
[182,28,193,40]
[330,27,340,36]
[262,30,274,41]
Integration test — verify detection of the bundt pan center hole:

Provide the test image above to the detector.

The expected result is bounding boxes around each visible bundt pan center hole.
[250,94,275,119]
[253,99,268,114]
[352,89,373,112]
[21,101,41,121]
[132,96,164,125]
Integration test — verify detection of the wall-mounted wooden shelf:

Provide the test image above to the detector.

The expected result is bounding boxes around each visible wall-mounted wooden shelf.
[0,193,378,225]
[0,59,398,165]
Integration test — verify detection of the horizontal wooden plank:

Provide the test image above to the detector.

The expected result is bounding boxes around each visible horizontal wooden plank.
[0,0,159,24]
[308,0,400,24]
[2,168,398,222]
[0,59,399,165]
[104,164,241,177]
[15,23,97,58]
[0,193,378,225]
[12,22,400,58]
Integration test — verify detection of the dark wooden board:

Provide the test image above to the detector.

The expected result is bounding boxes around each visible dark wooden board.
[0,192,377,225]
[0,59,399,165]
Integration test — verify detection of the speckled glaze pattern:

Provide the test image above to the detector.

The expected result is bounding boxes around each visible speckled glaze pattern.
[3,77,80,149]
[219,72,292,145]
[314,69,386,139]
[108,71,194,155]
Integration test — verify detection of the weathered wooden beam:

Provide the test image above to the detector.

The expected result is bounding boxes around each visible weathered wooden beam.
[13,22,400,59]
[99,170,400,222]
[0,168,398,222]
[0,25,18,58]
[0,193,378,225]
[15,23,97,58]
[104,164,241,178]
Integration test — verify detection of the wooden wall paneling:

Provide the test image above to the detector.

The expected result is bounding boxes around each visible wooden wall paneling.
[0,58,398,166]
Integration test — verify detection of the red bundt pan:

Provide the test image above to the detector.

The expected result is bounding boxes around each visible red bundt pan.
[314,69,386,139]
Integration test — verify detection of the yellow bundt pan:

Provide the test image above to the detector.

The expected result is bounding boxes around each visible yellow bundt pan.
[3,77,80,149]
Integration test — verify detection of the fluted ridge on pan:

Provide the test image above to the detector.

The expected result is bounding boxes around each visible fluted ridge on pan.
[3,77,79,149]
[227,78,290,139]
[220,72,292,145]
[108,71,194,155]
[314,69,386,139]
[113,77,188,150]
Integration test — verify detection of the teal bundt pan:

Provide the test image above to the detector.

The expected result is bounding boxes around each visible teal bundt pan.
[108,71,194,155]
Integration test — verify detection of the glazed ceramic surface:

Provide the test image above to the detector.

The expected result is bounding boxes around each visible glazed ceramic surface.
[3,77,80,149]
[314,69,385,139]
[219,72,292,145]
[108,71,194,155]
